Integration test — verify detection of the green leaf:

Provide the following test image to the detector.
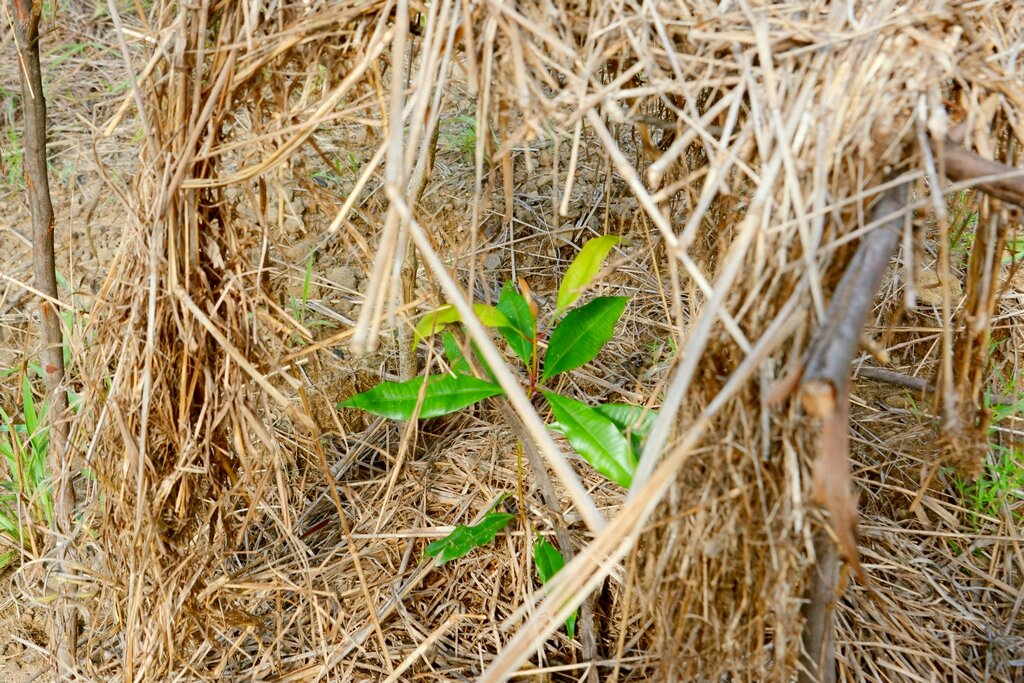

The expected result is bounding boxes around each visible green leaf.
[496,282,535,365]
[533,538,577,639]
[425,512,515,565]
[339,374,503,420]
[442,331,473,375]
[593,403,657,438]
[442,331,496,382]
[556,235,620,316]
[533,537,565,582]
[21,376,37,444]
[414,304,512,343]
[414,305,463,342]
[593,403,657,457]
[542,297,627,382]
[542,391,634,487]
[474,304,512,329]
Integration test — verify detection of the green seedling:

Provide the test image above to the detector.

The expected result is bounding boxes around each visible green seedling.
[0,375,54,570]
[441,115,497,163]
[311,153,357,187]
[340,235,653,487]
[340,236,655,605]
[289,252,339,335]
[299,250,315,320]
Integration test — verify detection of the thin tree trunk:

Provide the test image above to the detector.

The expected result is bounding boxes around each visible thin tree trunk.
[9,0,77,674]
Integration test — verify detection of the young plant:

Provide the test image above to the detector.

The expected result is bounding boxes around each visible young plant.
[0,375,54,570]
[340,235,653,486]
[339,236,657,564]
[947,387,1024,526]
[950,444,1024,525]
[441,115,481,162]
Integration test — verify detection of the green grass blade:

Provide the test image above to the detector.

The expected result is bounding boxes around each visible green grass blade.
[20,376,48,459]
[21,376,38,441]
[300,250,315,317]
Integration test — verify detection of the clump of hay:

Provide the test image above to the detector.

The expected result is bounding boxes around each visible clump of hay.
[39,0,1024,680]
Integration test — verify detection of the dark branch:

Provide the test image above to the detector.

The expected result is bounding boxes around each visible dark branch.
[803,185,909,407]
[796,182,909,683]
[10,0,77,672]
[941,139,1024,208]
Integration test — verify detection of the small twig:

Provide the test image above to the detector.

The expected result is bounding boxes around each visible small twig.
[855,366,930,393]
[801,183,910,567]
[855,365,1019,407]
[940,139,1024,208]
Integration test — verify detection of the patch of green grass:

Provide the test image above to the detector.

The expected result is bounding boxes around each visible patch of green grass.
[950,445,1024,526]
[442,115,482,162]
[1003,236,1024,265]
[0,283,91,569]
[0,374,54,570]
[2,126,24,189]
[949,376,1024,524]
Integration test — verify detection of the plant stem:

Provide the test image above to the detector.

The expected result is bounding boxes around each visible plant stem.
[10,0,77,673]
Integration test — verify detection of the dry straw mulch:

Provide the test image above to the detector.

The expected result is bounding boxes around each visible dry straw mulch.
[5,0,1024,681]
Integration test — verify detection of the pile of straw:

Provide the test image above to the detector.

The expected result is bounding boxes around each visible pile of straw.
[19,0,1023,680]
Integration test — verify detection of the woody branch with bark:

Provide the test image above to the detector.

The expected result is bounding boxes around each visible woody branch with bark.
[8,0,77,674]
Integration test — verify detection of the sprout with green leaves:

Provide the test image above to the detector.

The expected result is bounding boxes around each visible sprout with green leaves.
[338,236,657,597]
